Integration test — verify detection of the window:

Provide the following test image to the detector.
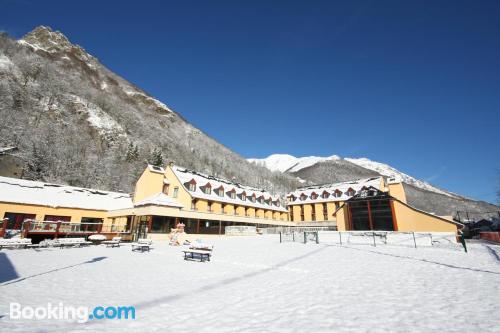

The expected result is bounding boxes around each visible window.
[311,204,316,221]
[191,199,197,210]
[44,215,71,222]
[347,188,355,197]
[311,193,318,200]
[300,194,307,201]
[234,206,239,215]
[322,191,329,199]
[173,187,179,198]
[188,183,196,191]
[289,195,296,202]
[202,186,211,195]
[3,212,36,230]
[162,184,169,195]
[334,190,342,198]
[300,206,305,221]
[81,217,103,232]
[241,194,246,201]
[230,191,236,199]
[207,201,213,212]
[217,188,224,197]
[221,204,226,214]
[323,203,328,220]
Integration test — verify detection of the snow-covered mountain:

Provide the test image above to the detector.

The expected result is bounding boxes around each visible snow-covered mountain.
[343,158,460,198]
[248,154,340,173]
[249,154,463,198]
[249,154,500,216]
[0,26,300,194]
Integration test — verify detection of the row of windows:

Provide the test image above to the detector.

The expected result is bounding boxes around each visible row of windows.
[190,200,286,219]
[182,182,281,207]
[163,184,179,197]
[290,202,341,221]
[290,189,357,202]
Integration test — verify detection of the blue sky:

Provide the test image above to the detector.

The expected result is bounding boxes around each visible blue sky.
[1,0,499,204]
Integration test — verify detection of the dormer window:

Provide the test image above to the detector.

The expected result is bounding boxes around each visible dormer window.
[310,192,318,200]
[241,193,246,201]
[202,183,212,195]
[162,184,169,195]
[322,191,329,199]
[289,195,296,202]
[300,193,307,201]
[346,188,355,197]
[216,186,224,197]
[228,190,236,199]
[251,195,256,203]
[333,190,342,198]
[275,201,281,207]
[187,179,196,192]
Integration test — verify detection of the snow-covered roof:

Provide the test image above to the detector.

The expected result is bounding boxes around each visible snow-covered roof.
[0,176,133,211]
[287,177,383,205]
[134,192,183,208]
[171,166,287,212]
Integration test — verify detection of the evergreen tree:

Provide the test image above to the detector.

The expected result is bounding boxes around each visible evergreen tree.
[125,142,139,162]
[148,147,163,167]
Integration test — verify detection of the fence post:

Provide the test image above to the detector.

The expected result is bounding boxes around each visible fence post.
[316,231,319,244]
[412,232,417,248]
[429,233,433,246]
[23,220,31,239]
[279,232,282,243]
[55,221,62,239]
[304,232,307,244]
[293,232,295,242]
[339,231,342,245]
[372,232,376,247]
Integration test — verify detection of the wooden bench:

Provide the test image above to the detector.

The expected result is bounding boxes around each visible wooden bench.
[131,238,152,252]
[0,238,32,250]
[183,249,212,262]
[103,237,122,248]
[54,238,92,248]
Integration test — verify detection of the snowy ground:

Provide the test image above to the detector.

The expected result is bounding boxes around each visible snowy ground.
[1,235,499,333]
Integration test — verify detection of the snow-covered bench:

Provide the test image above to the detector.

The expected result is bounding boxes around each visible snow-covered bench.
[183,249,212,262]
[54,238,92,248]
[131,238,152,252]
[0,238,32,249]
[189,241,213,252]
[103,237,122,248]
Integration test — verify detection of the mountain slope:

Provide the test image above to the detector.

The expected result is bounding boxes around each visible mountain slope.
[249,154,499,217]
[0,26,299,194]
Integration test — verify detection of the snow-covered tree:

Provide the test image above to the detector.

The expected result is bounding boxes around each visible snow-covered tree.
[147,147,163,167]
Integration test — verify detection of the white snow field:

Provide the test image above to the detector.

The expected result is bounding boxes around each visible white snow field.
[0,235,499,333]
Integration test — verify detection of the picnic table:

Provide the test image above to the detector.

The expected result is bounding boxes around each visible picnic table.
[0,238,32,249]
[103,237,122,248]
[131,238,152,252]
[55,238,92,248]
[183,249,212,262]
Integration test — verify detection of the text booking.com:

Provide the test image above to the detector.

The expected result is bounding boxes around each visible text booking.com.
[10,303,136,323]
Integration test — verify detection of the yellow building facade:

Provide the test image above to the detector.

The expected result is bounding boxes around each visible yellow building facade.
[287,177,459,232]
[1,165,461,241]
